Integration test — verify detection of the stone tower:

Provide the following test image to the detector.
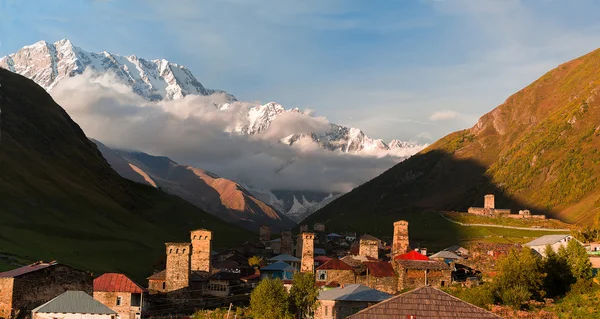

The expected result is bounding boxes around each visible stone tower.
[259,225,271,243]
[190,229,212,273]
[280,231,293,255]
[484,194,495,209]
[165,242,191,292]
[300,232,315,273]
[392,220,409,260]
[359,235,379,259]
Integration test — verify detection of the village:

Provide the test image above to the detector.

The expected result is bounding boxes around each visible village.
[1,195,599,319]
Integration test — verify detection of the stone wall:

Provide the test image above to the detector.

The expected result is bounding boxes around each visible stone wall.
[148,280,165,293]
[315,299,373,319]
[190,229,212,273]
[280,231,293,255]
[313,223,325,232]
[355,276,397,294]
[94,291,141,319]
[165,243,191,292]
[301,233,315,273]
[358,239,378,260]
[392,220,409,260]
[397,269,451,290]
[10,264,92,319]
[259,225,271,243]
[316,269,355,285]
[484,194,495,209]
[295,234,303,258]
[0,278,14,319]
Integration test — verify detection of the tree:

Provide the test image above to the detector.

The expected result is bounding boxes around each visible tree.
[542,244,575,297]
[289,272,320,318]
[250,278,291,319]
[248,256,265,268]
[491,248,545,308]
[564,239,593,281]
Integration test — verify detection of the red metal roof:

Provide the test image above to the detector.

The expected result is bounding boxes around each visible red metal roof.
[94,273,146,293]
[317,258,354,271]
[0,261,56,278]
[364,261,395,277]
[314,256,332,262]
[395,250,429,261]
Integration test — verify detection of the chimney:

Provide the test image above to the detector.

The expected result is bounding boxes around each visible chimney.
[420,248,427,256]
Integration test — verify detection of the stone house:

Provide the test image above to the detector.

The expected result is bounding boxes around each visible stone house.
[525,234,578,257]
[146,271,166,293]
[93,273,145,319]
[430,250,461,264]
[267,238,282,254]
[347,286,501,318]
[314,256,332,269]
[0,261,92,318]
[444,245,470,257]
[315,259,355,286]
[395,259,452,290]
[356,262,397,294]
[314,284,392,319]
[31,291,116,319]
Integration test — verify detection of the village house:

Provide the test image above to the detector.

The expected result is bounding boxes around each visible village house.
[314,256,332,269]
[347,286,501,318]
[314,284,392,319]
[430,250,462,264]
[0,261,92,318]
[525,234,578,256]
[93,273,145,319]
[316,259,355,285]
[31,291,117,319]
[259,261,296,280]
[266,238,282,254]
[444,245,470,257]
[394,250,452,290]
[355,261,397,294]
[268,254,301,270]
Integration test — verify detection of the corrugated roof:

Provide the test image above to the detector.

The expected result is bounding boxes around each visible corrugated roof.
[364,261,395,277]
[430,250,461,260]
[32,291,117,315]
[395,250,429,261]
[94,273,146,293]
[525,234,572,247]
[396,260,450,271]
[347,286,501,318]
[317,258,354,271]
[318,284,392,302]
[268,254,301,263]
[0,261,56,278]
[147,270,166,281]
[261,261,296,272]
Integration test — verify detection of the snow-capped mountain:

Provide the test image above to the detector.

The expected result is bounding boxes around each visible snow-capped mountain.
[0,39,234,101]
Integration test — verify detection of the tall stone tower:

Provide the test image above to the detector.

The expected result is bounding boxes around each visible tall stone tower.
[190,229,212,273]
[359,235,379,259]
[295,234,303,258]
[165,242,191,291]
[300,232,315,273]
[392,220,409,261]
[259,225,271,243]
[484,194,495,209]
[280,231,293,255]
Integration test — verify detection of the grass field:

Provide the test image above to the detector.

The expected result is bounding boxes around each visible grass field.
[442,211,574,229]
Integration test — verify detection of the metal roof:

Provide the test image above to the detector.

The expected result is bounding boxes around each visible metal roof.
[316,258,354,271]
[318,284,392,302]
[0,261,56,278]
[395,250,429,261]
[261,261,296,272]
[364,261,395,277]
[525,234,572,247]
[327,233,343,237]
[93,273,146,293]
[32,291,117,315]
[430,250,461,260]
[348,286,501,318]
[268,254,301,262]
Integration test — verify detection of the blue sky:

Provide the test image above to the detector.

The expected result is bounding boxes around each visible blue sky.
[1,0,599,142]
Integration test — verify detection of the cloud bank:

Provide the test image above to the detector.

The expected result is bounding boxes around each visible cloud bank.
[51,71,408,193]
[429,110,458,121]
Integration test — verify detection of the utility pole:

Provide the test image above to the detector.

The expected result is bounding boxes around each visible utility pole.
[226,302,232,319]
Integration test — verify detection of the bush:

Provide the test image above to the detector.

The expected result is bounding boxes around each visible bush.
[499,285,532,309]
[250,278,292,319]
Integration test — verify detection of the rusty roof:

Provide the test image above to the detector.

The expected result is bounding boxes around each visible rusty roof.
[396,259,450,271]
[316,258,354,271]
[94,273,146,293]
[395,250,429,261]
[364,261,395,277]
[147,270,166,281]
[348,286,502,318]
[0,261,57,278]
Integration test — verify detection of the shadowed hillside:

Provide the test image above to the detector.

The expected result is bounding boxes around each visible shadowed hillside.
[304,48,600,236]
[0,68,253,281]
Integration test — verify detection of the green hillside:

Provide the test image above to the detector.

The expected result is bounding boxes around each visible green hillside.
[0,69,253,281]
[304,48,600,238]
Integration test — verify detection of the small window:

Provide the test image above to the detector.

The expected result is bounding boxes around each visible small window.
[162,282,166,290]
[325,306,328,316]
[176,248,179,253]
[183,248,186,253]
[116,296,122,306]
[317,270,327,281]
[169,249,173,253]
[193,235,197,239]
[441,281,445,287]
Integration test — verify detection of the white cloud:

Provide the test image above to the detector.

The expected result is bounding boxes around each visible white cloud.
[429,110,458,121]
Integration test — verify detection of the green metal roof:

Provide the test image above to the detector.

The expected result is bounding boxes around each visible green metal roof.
[32,291,117,314]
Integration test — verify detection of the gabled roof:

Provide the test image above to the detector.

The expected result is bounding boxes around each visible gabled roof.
[430,250,461,260]
[314,256,332,263]
[327,233,343,237]
[445,245,468,253]
[261,261,296,272]
[317,258,353,271]
[318,284,392,302]
[147,270,166,281]
[396,260,450,271]
[94,273,146,293]
[364,261,395,277]
[0,261,57,278]
[525,234,572,247]
[359,234,380,242]
[268,254,301,263]
[348,286,501,318]
[32,291,117,315]
[395,250,429,261]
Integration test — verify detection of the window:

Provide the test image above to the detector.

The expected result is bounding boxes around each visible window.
[162,282,166,290]
[131,293,141,307]
[182,248,186,253]
[441,281,445,287]
[325,306,328,316]
[317,270,327,281]
[116,296,122,306]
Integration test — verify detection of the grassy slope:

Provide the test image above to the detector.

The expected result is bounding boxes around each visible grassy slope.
[0,69,253,282]
[303,49,600,240]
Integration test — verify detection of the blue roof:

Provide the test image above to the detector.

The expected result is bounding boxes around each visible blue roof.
[268,254,300,262]
[261,261,296,272]
[327,233,343,237]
